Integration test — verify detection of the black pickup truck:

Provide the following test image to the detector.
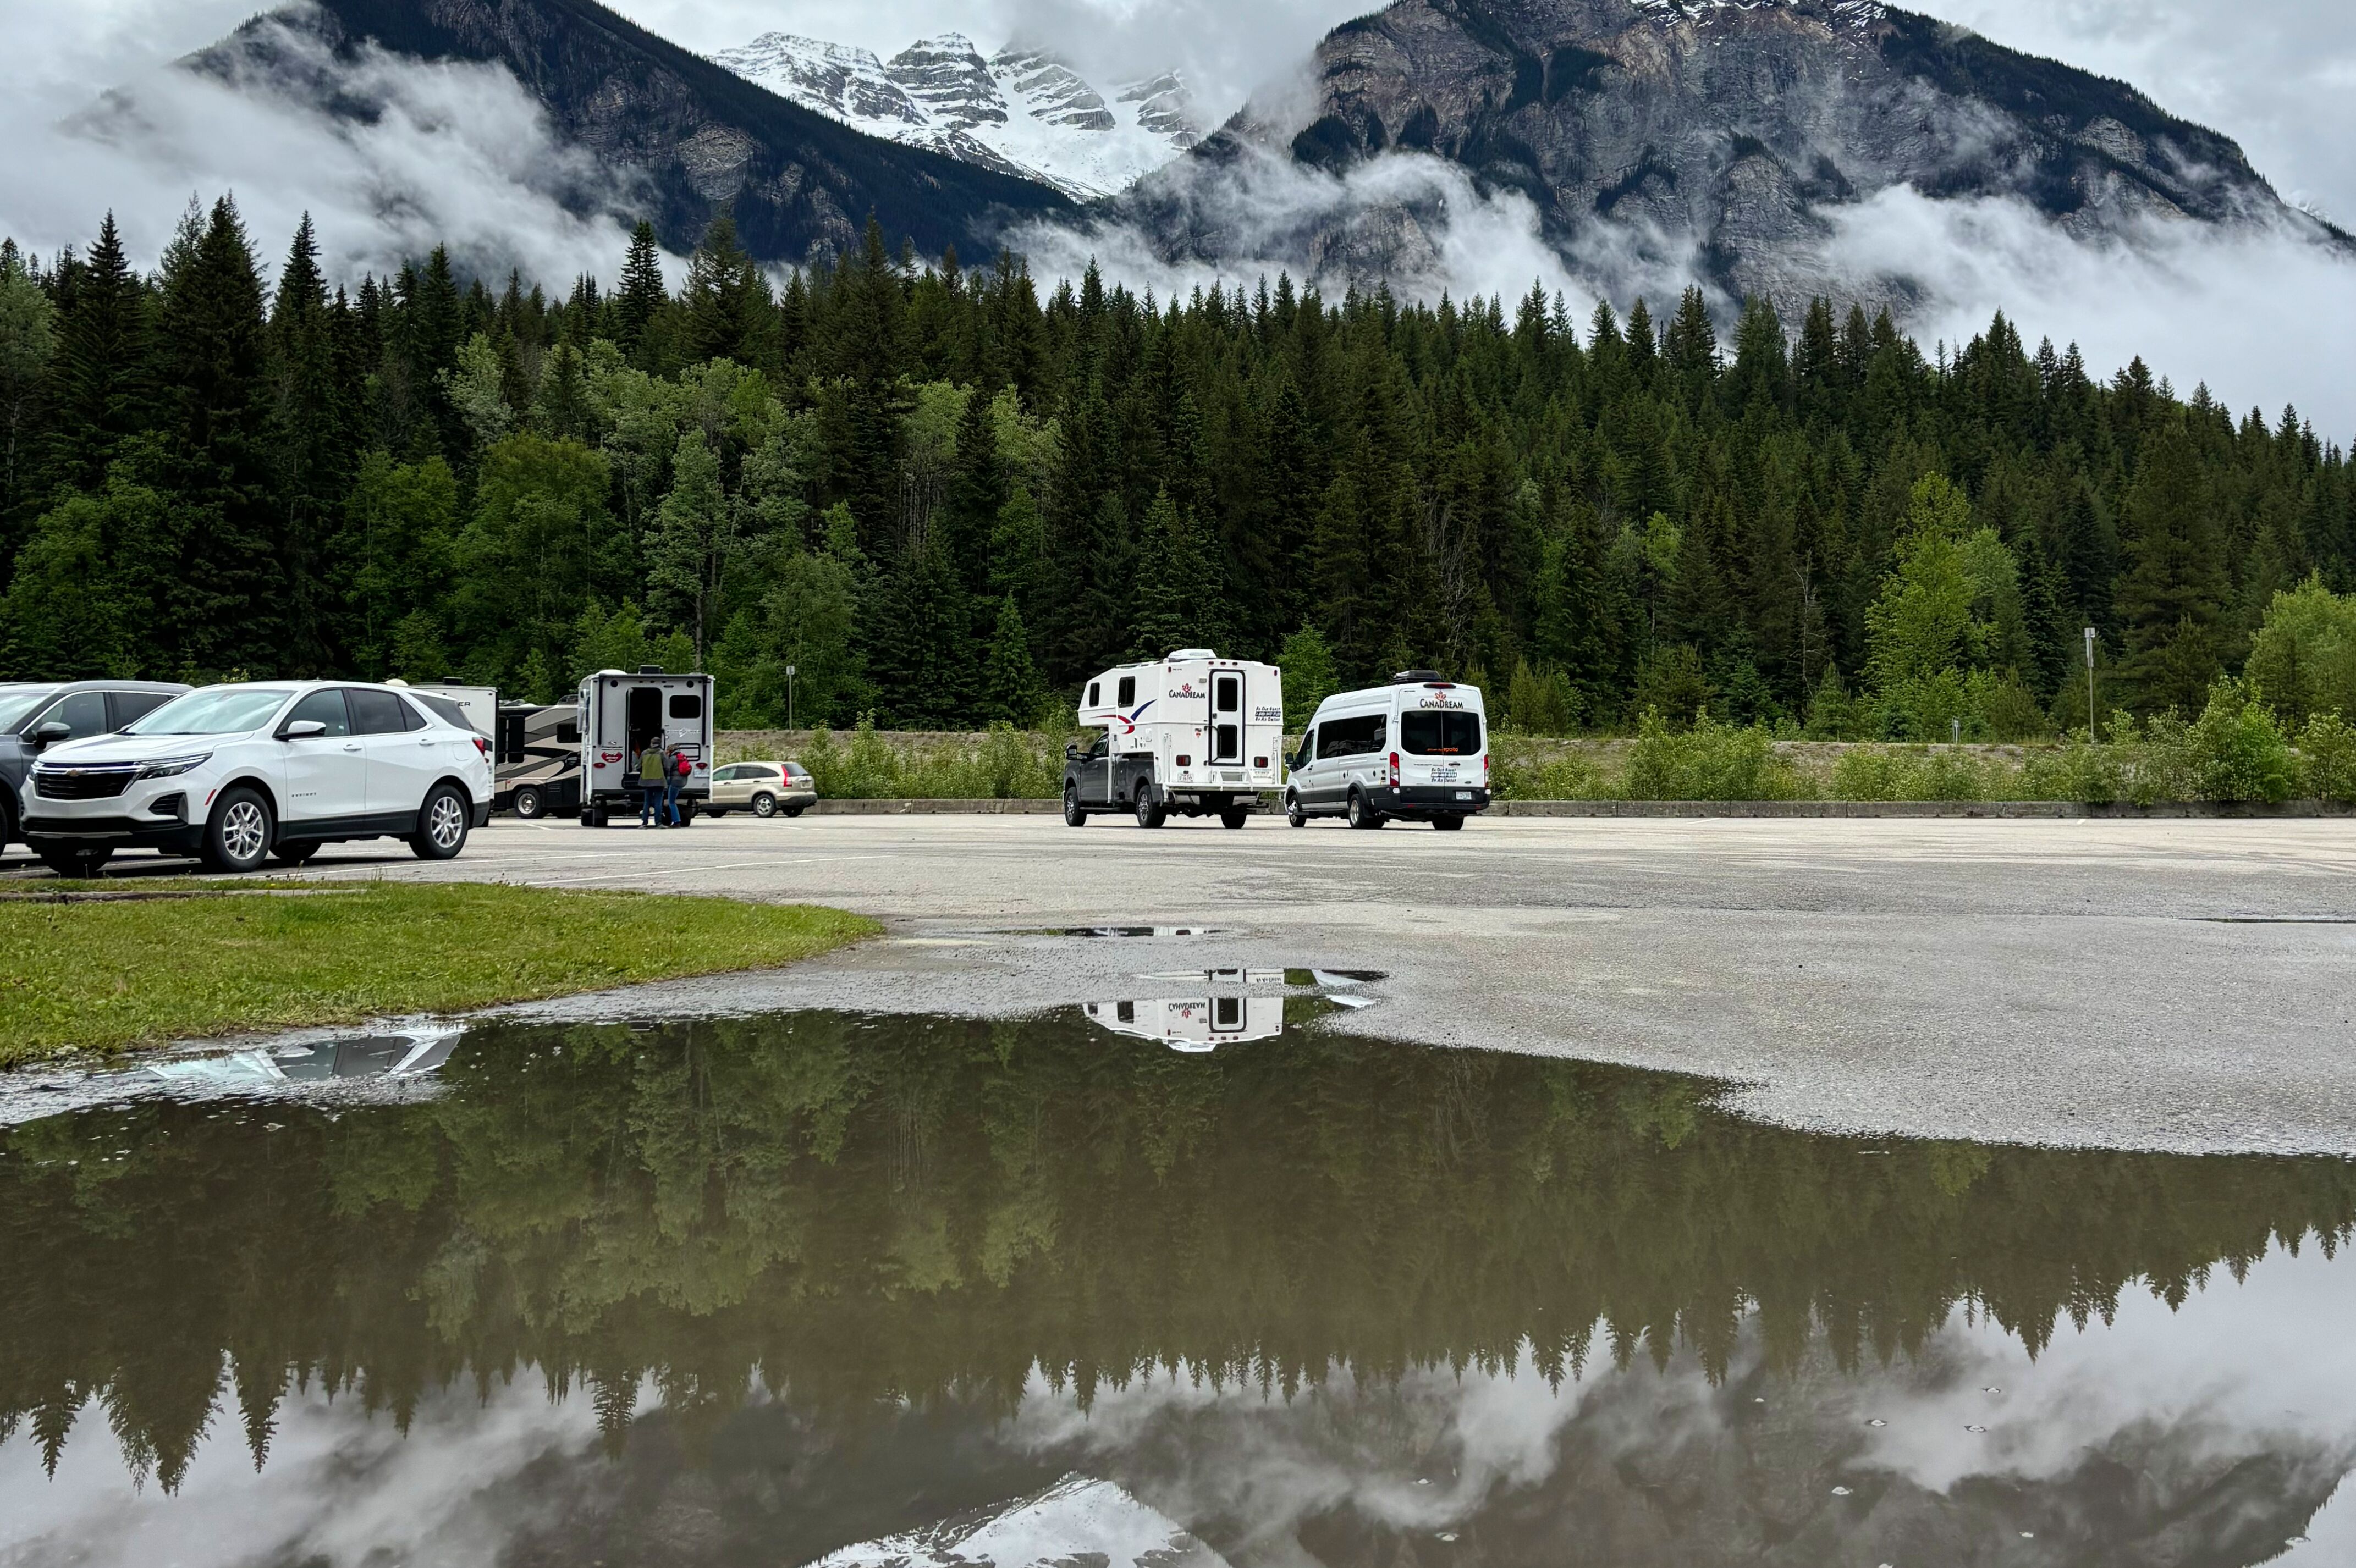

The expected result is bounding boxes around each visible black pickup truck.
[1061,737,1251,830]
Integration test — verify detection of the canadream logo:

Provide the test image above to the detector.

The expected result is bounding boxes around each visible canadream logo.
[1417,697,1466,710]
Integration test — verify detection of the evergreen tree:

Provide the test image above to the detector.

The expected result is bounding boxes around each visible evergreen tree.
[2116,421,2230,714]
[615,220,668,370]
[980,593,1045,724]
[44,213,147,496]
[267,214,348,673]
[0,244,53,543]
[1129,488,1216,659]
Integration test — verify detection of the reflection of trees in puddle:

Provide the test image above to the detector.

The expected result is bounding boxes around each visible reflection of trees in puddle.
[1,1011,2352,1561]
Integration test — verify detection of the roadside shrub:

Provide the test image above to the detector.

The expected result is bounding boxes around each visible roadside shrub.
[2185,678,2296,804]
[792,716,1064,799]
[2298,713,2356,803]
[1622,710,1808,801]
[1831,747,2011,802]
[2014,735,2126,803]
[1490,736,1609,800]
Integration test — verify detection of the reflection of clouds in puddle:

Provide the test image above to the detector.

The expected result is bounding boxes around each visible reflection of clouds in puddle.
[1860,1242,2356,1492]
[1000,1244,2356,1551]
[0,1372,640,1568]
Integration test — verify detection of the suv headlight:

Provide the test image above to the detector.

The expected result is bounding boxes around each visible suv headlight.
[135,753,212,780]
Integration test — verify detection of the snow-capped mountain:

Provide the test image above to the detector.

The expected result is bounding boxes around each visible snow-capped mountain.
[709,32,1200,201]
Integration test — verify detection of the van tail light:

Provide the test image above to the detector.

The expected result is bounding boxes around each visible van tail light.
[1388,752,1401,788]
[1484,753,1491,785]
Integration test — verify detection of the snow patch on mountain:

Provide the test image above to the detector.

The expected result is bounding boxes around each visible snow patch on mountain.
[709,32,1200,201]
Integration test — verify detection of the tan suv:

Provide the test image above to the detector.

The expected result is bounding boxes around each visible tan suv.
[708,760,817,818]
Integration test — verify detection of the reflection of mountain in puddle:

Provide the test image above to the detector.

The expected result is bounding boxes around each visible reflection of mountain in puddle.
[811,1472,1226,1568]
[1085,968,1387,1050]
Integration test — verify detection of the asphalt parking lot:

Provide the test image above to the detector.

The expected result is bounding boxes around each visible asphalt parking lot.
[14,810,2356,1155]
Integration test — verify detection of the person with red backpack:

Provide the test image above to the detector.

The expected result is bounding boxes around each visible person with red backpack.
[664,744,691,826]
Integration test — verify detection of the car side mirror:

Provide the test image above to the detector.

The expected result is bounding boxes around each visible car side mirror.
[1065,743,1080,760]
[30,721,70,751]
[281,720,327,740]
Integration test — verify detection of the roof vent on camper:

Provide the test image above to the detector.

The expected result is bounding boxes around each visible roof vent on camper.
[1170,648,1216,661]
[1391,670,1446,684]
[637,665,665,675]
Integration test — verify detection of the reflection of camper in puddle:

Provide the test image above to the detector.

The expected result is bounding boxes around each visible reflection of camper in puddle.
[1086,969,1286,1052]
[142,1028,461,1089]
[1083,969,1388,1051]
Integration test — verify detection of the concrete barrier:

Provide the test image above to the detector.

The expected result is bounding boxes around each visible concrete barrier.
[800,798,2353,819]
[808,798,1061,815]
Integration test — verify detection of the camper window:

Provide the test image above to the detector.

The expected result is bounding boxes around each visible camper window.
[1088,682,1101,706]
[1401,711,1482,755]
[668,693,703,720]
[1215,676,1240,713]
[1117,676,1136,707]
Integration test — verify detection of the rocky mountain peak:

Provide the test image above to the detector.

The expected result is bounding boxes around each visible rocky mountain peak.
[1122,0,2329,308]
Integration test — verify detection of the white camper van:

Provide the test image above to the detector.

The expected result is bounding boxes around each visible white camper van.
[1284,671,1490,830]
[1062,649,1284,829]
[576,667,714,826]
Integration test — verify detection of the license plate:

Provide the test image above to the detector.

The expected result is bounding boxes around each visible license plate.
[1455,791,1473,801]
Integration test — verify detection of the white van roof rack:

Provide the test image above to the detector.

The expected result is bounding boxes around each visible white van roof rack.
[1391,670,1447,684]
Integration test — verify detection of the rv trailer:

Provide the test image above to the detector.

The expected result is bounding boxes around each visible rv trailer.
[1063,649,1284,829]
[493,703,583,818]
[576,667,714,827]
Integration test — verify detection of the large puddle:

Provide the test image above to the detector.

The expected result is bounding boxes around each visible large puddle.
[3,1008,2354,1566]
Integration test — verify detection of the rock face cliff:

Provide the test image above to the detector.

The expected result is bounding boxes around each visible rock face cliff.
[193,0,1074,264]
[1127,0,2335,302]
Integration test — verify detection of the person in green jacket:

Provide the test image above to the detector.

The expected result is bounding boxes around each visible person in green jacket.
[637,742,666,827]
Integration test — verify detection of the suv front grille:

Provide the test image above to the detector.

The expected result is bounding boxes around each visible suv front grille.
[34,765,135,800]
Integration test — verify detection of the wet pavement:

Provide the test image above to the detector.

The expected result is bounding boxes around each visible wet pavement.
[5,1007,2355,1567]
[16,811,2355,1154]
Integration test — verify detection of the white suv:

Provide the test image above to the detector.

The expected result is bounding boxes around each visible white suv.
[19,681,495,877]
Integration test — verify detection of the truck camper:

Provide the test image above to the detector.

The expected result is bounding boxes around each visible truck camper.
[576,667,713,826]
[1062,649,1284,829]
[1285,672,1490,829]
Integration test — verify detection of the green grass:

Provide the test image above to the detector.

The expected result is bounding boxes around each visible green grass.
[0,881,879,1064]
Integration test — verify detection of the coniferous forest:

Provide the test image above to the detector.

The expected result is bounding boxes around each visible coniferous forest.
[3,196,2354,738]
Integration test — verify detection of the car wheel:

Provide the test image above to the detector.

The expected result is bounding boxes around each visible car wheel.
[203,787,275,873]
[1220,807,1249,830]
[1063,783,1087,827]
[1285,793,1307,828]
[1434,814,1465,832]
[0,796,15,853]
[512,786,543,820]
[1134,787,1165,830]
[1346,790,1384,831]
[38,847,110,879]
[272,841,322,866]
[752,792,777,818]
[410,784,470,860]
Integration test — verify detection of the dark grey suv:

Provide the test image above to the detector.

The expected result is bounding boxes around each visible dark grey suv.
[0,681,190,852]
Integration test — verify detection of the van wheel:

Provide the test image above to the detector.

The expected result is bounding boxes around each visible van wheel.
[203,787,276,873]
[512,786,543,820]
[1284,794,1307,828]
[1134,787,1165,830]
[411,785,471,860]
[1346,790,1384,831]
[1063,783,1087,827]
[752,792,777,818]
[1434,814,1465,831]
[1220,807,1249,830]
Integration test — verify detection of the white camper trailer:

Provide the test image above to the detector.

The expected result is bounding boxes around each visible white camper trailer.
[1062,649,1284,829]
[576,667,714,826]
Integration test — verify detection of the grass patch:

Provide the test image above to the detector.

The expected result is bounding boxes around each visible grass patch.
[0,881,878,1065]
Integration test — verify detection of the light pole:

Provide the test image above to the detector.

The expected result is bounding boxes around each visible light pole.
[2083,628,2098,740]
[784,664,798,731]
